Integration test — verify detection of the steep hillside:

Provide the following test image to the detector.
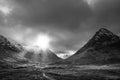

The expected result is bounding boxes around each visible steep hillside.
[59,28,120,65]
[0,35,24,59]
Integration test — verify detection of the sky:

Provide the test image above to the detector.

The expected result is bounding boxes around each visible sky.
[0,0,120,55]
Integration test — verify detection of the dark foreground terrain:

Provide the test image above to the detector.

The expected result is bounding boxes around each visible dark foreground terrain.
[0,63,120,80]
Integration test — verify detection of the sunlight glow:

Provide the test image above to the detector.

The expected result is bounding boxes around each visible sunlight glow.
[33,34,51,50]
[84,0,98,8]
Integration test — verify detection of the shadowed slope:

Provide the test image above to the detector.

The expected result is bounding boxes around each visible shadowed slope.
[58,28,120,65]
[0,35,23,59]
[0,35,29,64]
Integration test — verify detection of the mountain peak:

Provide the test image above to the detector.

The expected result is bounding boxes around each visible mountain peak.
[64,28,120,65]
[93,28,120,42]
[98,28,110,32]
[95,28,114,37]
[71,28,120,55]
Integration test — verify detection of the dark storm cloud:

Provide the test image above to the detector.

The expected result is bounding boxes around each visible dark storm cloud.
[4,0,93,51]
[12,0,120,50]
[92,0,120,32]
[12,0,92,31]
[1,0,120,52]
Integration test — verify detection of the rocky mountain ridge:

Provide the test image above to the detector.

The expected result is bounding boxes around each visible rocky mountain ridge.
[56,28,120,65]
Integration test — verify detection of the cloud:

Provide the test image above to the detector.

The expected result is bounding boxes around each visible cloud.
[56,50,75,59]
[11,0,91,29]
[0,0,13,16]
[7,0,93,51]
[0,0,120,52]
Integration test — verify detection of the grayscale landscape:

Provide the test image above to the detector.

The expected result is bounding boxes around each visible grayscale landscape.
[0,28,120,80]
[0,0,120,80]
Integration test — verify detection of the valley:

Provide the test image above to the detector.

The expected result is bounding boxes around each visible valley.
[0,63,120,80]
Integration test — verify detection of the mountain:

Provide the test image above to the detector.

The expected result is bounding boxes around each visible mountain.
[0,35,30,65]
[0,35,23,51]
[24,49,62,65]
[59,28,120,65]
[0,35,23,59]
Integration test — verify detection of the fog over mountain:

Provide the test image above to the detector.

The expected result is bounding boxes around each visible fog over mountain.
[0,0,120,56]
